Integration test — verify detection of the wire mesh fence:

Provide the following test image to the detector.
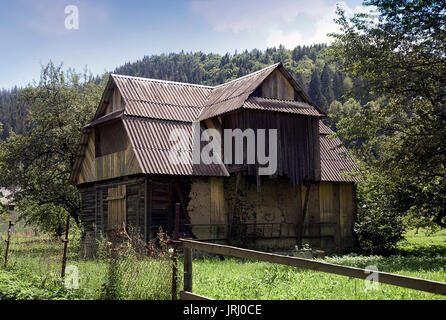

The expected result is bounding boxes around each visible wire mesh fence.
[100,227,180,300]
[0,220,180,300]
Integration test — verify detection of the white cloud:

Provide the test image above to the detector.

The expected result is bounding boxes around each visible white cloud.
[191,0,368,48]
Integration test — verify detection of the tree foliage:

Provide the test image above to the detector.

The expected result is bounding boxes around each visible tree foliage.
[0,62,106,236]
[329,0,446,251]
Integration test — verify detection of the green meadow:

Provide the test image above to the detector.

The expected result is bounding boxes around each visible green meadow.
[0,227,445,300]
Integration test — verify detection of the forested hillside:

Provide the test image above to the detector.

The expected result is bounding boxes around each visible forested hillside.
[0,44,363,140]
[115,44,363,109]
[0,45,366,140]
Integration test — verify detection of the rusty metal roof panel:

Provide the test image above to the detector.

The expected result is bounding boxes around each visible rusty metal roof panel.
[198,64,279,120]
[319,121,335,135]
[124,100,202,122]
[111,74,212,122]
[320,135,361,182]
[123,116,229,176]
[243,97,323,116]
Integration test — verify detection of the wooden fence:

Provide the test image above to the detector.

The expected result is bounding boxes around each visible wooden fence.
[179,239,446,300]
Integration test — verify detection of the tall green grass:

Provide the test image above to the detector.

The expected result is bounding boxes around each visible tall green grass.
[0,227,177,300]
[191,229,446,300]
[191,255,446,300]
[0,226,445,300]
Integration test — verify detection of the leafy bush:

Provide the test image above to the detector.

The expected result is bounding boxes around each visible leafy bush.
[354,169,406,255]
[0,269,80,300]
[354,210,405,255]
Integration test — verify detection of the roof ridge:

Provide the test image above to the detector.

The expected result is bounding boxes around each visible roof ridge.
[124,98,203,109]
[111,63,279,90]
[212,63,280,89]
[111,73,214,89]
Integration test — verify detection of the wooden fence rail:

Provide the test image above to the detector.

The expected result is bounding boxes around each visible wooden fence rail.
[180,239,446,298]
[180,291,214,300]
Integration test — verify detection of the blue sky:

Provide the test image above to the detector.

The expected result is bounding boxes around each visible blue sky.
[0,0,366,89]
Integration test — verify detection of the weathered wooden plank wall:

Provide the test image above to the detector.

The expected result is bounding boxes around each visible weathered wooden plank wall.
[339,182,355,249]
[317,182,356,251]
[79,177,355,253]
[222,109,321,186]
[210,177,226,226]
[259,69,301,101]
[76,121,142,185]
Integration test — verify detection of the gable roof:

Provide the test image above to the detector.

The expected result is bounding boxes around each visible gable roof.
[90,63,323,125]
[72,65,358,184]
[198,63,324,120]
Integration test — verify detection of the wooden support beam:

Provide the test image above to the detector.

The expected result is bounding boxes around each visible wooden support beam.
[183,247,193,292]
[180,291,213,300]
[297,181,311,248]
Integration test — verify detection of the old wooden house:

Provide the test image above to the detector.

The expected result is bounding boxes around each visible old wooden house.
[70,63,360,254]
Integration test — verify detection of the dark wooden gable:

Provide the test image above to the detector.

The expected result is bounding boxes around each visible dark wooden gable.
[220,66,322,186]
[222,109,321,186]
[252,69,304,101]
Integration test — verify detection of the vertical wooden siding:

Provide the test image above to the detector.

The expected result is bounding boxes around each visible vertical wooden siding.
[222,109,321,185]
[339,183,355,249]
[76,127,142,185]
[301,182,321,248]
[259,69,301,101]
[318,182,355,251]
[78,131,96,185]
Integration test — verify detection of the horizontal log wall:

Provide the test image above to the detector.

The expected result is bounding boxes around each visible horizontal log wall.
[79,177,146,255]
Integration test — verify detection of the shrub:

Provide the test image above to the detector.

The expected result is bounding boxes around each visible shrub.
[354,210,405,255]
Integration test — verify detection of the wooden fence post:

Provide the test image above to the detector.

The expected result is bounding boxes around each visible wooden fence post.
[4,221,14,268]
[184,247,193,292]
[172,203,180,300]
[61,214,70,279]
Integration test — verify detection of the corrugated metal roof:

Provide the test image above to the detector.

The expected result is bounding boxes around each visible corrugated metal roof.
[89,64,323,124]
[319,135,361,182]
[243,97,322,116]
[319,121,335,135]
[122,116,229,176]
[198,64,279,120]
[112,74,212,122]
[124,100,202,122]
